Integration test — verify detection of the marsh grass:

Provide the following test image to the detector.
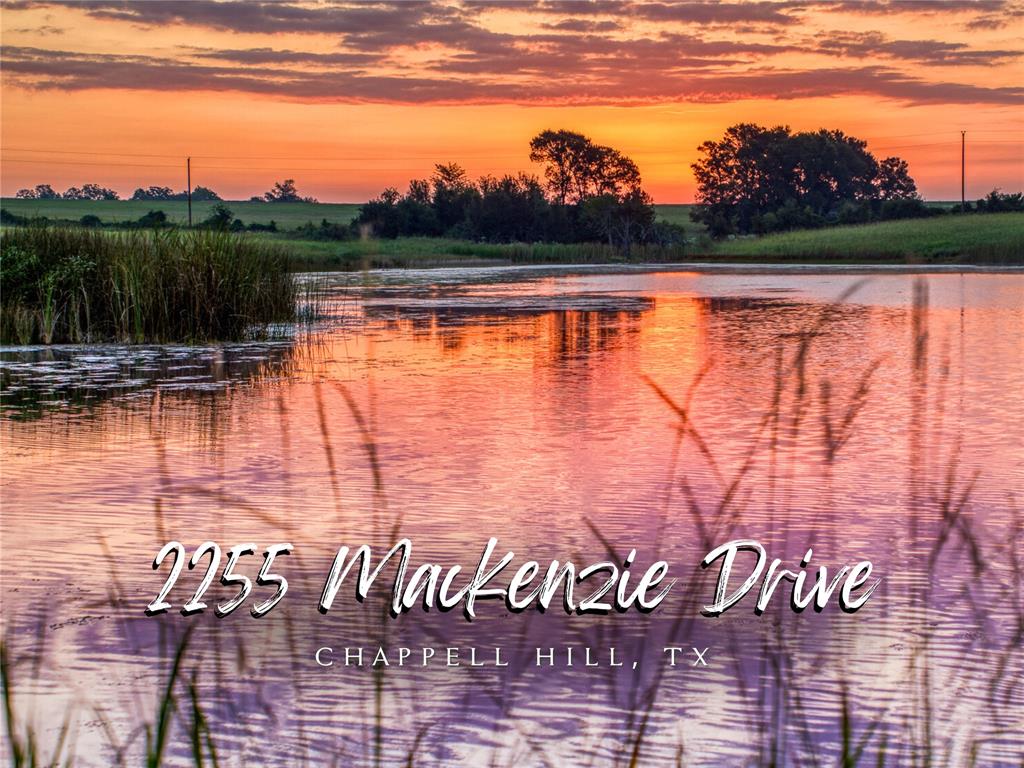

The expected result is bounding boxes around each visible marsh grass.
[0,226,298,344]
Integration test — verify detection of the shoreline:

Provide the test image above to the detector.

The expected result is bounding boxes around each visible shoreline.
[301,261,1024,276]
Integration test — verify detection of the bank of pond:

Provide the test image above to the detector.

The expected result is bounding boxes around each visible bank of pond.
[1,214,1020,344]
[278,212,1023,270]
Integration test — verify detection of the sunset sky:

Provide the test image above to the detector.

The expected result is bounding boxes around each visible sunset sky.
[2,0,1022,203]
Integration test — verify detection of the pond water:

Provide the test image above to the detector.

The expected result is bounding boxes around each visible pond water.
[2,265,1022,767]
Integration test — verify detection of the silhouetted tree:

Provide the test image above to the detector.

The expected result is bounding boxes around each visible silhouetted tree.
[468,174,550,242]
[62,183,119,200]
[875,156,919,200]
[529,130,642,204]
[791,129,878,216]
[431,163,478,233]
[15,184,59,199]
[263,179,316,203]
[131,186,174,201]
[691,123,794,237]
[358,186,401,237]
[132,185,221,201]
[407,178,431,205]
[191,186,221,201]
[582,190,656,254]
[692,123,920,236]
[357,135,655,251]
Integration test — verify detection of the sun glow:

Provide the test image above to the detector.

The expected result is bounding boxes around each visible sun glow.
[1,1,1021,202]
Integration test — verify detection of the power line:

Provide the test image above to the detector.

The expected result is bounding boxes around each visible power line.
[3,131,1020,164]
[4,150,536,163]
[1,158,182,169]
[4,144,1021,171]
[0,158,546,172]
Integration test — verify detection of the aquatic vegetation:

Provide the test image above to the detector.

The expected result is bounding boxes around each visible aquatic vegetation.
[0,226,298,344]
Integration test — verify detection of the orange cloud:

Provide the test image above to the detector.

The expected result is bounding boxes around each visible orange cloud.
[1,0,1020,201]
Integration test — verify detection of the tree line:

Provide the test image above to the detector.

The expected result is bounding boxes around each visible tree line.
[354,130,683,253]
[691,123,929,236]
[14,179,315,204]
[353,125,1001,247]
[11,126,1020,249]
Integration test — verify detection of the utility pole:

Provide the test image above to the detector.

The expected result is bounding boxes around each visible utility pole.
[960,131,965,213]
[187,156,193,227]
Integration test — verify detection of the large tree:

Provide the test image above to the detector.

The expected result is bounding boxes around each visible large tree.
[690,123,795,237]
[875,156,919,200]
[430,163,477,232]
[691,123,919,236]
[582,189,656,255]
[791,129,878,214]
[529,130,642,204]
[468,174,549,242]
[358,134,657,251]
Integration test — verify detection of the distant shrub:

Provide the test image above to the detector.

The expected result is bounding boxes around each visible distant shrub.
[648,221,687,248]
[202,203,235,230]
[1,209,30,226]
[62,183,119,201]
[262,179,317,203]
[191,186,221,201]
[15,184,60,200]
[292,218,352,241]
[136,210,168,228]
[976,189,1024,213]
[880,198,935,220]
[949,189,1023,215]
[131,185,222,201]
[131,186,175,201]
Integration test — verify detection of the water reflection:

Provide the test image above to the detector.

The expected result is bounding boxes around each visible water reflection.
[0,342,299,420]
[1,267,1022,767]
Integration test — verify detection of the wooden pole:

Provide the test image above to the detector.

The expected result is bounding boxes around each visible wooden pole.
[960,131,965,213]
[187,156,193,226]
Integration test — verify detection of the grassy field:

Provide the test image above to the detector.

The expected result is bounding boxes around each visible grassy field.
[710,212,1023,262]
[0,198,363,228]
[0,197,694,229]
[254,234,691,270]
[3,198,1018,268]
[258,214,1021,269]
[655,204,695,227]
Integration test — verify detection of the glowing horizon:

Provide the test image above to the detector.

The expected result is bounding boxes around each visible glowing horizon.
[1,0,1021,203]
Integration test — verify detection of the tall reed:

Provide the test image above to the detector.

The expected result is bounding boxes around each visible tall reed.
[1,226,298,344]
